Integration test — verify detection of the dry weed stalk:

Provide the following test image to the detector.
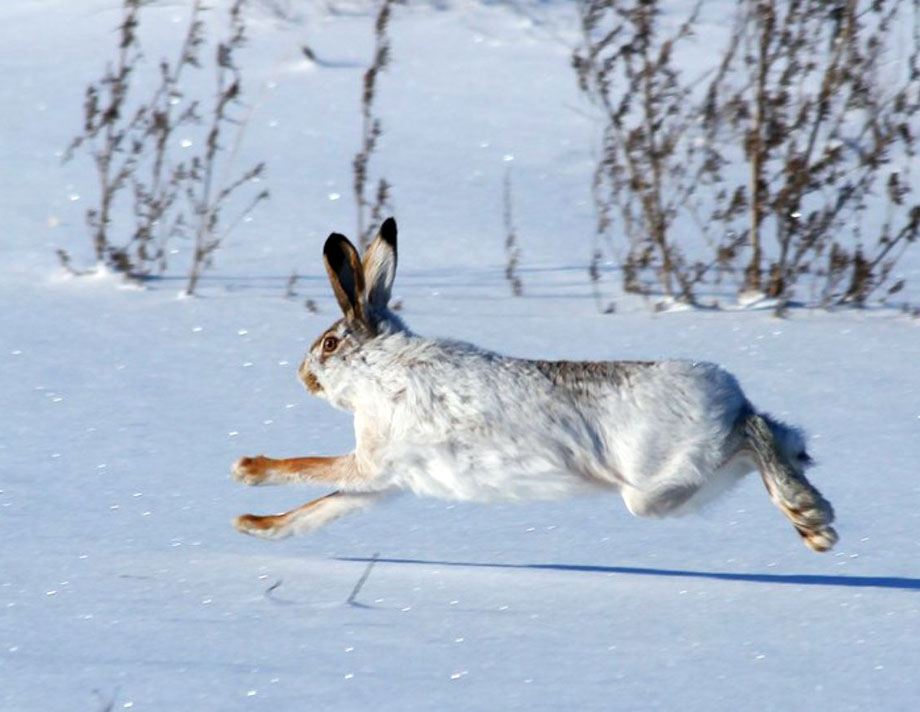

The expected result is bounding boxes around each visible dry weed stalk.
[353,0,403,250]
[184,0,269,295]
[502,169,524,297]
[63,0,146,269]
[126,1,207,277]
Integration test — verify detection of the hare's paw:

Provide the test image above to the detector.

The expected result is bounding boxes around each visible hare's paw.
[233,513,292,540]
[800,525,839,553]
[232,456,273,485]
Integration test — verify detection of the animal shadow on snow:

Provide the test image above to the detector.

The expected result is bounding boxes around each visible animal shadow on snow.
[337,557,920,591]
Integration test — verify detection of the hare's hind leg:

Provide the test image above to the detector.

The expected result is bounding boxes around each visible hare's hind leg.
[232,453,360,486]
[235,490,390,539]
[744,413,837,552]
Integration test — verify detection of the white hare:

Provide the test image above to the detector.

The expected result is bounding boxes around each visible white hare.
[233,218,837,552]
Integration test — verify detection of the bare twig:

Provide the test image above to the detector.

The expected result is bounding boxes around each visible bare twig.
[264,578,297,605]
[285,271,299,298]
[502,168,524,297]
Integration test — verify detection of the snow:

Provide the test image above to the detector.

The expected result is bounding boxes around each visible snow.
[2,1,920,710]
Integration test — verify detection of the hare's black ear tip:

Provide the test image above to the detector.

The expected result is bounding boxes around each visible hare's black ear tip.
[380,217,397,246]
[323,232,350,265]
[324,232,351,252]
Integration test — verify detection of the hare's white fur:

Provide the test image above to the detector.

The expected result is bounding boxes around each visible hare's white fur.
[234,219,837,551]
[318,329,743,510]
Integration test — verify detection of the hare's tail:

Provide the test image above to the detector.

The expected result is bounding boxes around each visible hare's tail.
[743,412,838,552]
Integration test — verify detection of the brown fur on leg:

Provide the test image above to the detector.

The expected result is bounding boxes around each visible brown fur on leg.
[232,454,360,486]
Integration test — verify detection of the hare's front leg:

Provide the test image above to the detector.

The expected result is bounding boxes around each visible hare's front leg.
[232,453,360,486]
[234,490,391,539]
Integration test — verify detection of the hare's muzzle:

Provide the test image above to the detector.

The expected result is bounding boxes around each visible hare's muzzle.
[299,360,323,394]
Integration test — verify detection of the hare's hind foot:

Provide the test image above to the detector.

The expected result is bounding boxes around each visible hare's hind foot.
[743,413,837,552]
[794,522,838,552]
[759,447,837,552]
[777,495,838,552]
[234,490,392,539]
[234,512,294,539]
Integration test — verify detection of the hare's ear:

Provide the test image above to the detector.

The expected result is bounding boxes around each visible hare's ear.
[362,217,397,310]
[324,233,367,324]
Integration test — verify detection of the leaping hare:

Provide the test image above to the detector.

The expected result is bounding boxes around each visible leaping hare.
[233,218,837,552]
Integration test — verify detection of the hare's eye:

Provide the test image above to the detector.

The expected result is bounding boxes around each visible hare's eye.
[322,335,339,353]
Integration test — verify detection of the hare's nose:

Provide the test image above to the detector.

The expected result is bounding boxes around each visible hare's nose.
[298,360,323,394]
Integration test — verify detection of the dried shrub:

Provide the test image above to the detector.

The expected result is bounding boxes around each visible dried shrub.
[63,0,268,293]
[573,0,740,305]
[721,0,920,308]
[574,0,920,310]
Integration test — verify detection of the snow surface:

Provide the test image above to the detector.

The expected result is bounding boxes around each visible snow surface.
[2,1,920,710]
